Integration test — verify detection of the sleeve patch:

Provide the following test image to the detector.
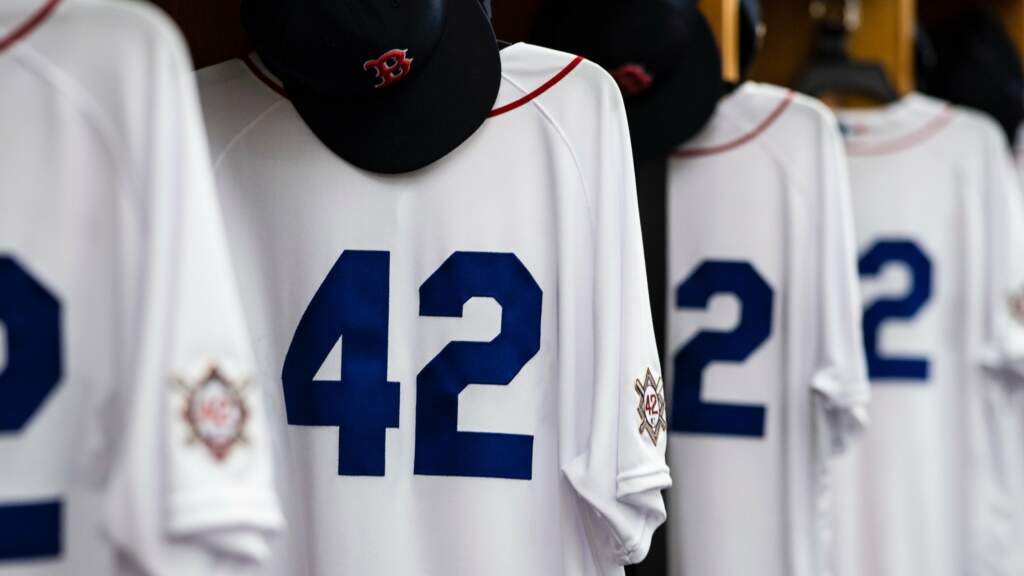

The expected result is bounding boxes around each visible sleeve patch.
[175,365,250,462]
[635,368,666,445]
[1009,286,1024,326]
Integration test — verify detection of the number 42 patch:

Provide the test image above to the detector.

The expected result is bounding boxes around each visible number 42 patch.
[175,364,250,462]
[635,368,666,445]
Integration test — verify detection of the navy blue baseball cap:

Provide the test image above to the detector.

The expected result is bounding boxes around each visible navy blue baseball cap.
[243,0,501,173]
[534,0,723,162]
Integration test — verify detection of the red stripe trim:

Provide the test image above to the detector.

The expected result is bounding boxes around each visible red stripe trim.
[674,91,795,158]
[488,55,584,118]
[0,0,60,54]
[242,54,288,98]
[844,106,955,156]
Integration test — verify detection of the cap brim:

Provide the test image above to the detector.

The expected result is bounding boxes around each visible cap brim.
[283,0,501,174]
[624,10,723,162]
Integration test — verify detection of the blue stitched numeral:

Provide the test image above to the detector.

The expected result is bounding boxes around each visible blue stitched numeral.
[0,256,63,562]
[282,251,400,476]
[283,251,542,480]
[671,261,773,438]
[415,252,541,480]
[859,240,932,382]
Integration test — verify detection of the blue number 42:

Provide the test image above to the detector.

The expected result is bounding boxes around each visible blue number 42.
[282,251,542,480]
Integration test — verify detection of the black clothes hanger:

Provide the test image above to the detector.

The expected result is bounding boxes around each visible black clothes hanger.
[738,0,764,82]
[797,0,900,104]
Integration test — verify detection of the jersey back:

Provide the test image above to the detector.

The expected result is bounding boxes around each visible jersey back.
[666,82,868,576]
[833,93,1024,576]
[199,43,668,576]
[0,2,279,574]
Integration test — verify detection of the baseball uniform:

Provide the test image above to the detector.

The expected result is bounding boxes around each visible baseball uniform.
[198,43,668,576]
[666,81,869,576]
[0,1,281,574]
[833,93,1024,576]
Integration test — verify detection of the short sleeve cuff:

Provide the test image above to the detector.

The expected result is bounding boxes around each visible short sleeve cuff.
[812,370,871,457]
[979,345,1024,386]
[168,488,284,562]
[563,455,671,566]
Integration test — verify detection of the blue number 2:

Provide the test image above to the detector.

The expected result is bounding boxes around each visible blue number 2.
[283,251,541,480]
[415,252,541,480]
[671,261,773,438]
[0,256,63,562]
[858,239,932,382]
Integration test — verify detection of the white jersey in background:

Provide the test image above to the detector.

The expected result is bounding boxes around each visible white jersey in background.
[1010,125,1024,575]
[0,1,282,575]
[665,82,869,576]
[198,43,668,576]
[834,93,1024,576]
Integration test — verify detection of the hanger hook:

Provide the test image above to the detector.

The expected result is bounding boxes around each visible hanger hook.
[809,0,861,31]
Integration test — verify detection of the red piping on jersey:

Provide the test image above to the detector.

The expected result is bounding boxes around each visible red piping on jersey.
[242,54,289,98]
[243,53,586,119]
[0,0,60,54]
[844,105,955,156]
[673,91,795,157]
[488,55,585,117]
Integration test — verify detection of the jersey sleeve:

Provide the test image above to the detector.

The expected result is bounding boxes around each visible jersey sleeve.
[104,10,282,571]
[808,108,871,459]
[978,121,1024,384]
[560,63,671,566]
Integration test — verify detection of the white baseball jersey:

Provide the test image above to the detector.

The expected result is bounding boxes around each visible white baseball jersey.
[198,43,668,576]
[665,81,869,576]
[833,93,1024,576]
[0,1,282,574]
[1010,129,1024,574]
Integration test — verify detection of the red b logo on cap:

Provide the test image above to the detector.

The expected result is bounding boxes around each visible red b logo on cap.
[364,48,414,89]
[611,63,654,97]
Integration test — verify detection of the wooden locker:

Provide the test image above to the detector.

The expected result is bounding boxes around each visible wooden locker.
[749,0,915,94]
[700,0,742,82]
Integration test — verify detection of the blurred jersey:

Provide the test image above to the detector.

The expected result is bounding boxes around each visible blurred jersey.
[834,93,1024,576]
[197,43,668,576]
[1009,125,1024,575]
[665,81,869,576]
[0,1,281,574]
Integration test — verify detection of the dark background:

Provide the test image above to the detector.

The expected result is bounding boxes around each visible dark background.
[151,0,548,69]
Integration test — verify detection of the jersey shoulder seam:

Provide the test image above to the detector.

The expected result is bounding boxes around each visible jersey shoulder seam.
[210,99,288,170]
[489,55,584,117]
[10,43,135,205]
[710,98,838,216]
[497,70,597,227]
[675,89,795,157]
[208,62,289,170]
[845,105,955,157]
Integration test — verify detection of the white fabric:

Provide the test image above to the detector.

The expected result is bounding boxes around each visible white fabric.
[1002,122,1024,576]
[198,42,668,576]
[833,93,1024,576]
[665,81,868,576]
[0,1,282,575]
